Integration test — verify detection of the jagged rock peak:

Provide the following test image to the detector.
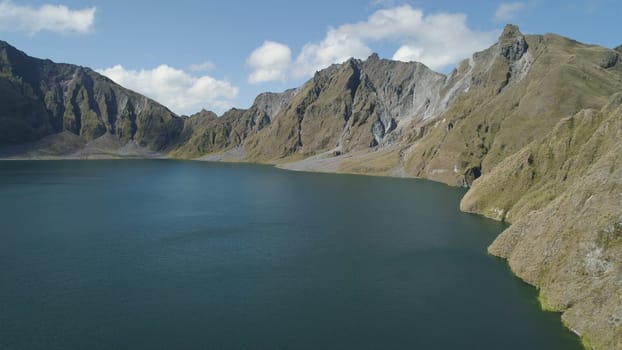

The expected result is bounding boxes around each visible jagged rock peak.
[252,88,298,121]
[252,88,297,105]
[499,24,523,40]
[345,57,362,69]
[367,53,381,62]
[190,109,218,119]
[499,24,528,61]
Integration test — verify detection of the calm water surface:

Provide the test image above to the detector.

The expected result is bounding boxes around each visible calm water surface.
[0,160,581,349]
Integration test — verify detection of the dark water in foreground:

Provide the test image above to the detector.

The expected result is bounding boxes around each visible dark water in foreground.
[0,160,581,349]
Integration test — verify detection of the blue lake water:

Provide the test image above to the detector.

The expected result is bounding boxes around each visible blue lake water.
[0,160,581,349]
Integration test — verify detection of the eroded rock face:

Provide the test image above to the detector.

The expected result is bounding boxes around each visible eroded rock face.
[599,51,619,69]
[238,51,478,160]
[499,24,529,61]
[0,40,183,151]
[251,89,298,126]
[463,166,482,187]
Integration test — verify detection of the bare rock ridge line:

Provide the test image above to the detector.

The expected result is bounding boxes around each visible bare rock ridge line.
[0,40,186,154]
[1,25,622,348]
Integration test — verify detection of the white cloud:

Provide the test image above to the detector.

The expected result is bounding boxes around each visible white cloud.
[246,5,496,83]
[292,27,372,79]
[494,2,525,21]
[97,65,239,115]
[246,41,292,84]
[0,0,95,35]
[389,12,496,69]
[189,61,216,72]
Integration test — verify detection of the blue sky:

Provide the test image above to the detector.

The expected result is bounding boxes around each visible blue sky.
[0,0,620,115]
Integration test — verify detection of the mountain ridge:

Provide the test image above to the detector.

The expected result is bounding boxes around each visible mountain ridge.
[1,25,622,349]
[0,39,185,153]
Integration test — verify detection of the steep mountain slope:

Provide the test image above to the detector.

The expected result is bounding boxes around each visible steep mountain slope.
[0,40,184,156]
[169,89,297,159]
[317,25,622,186]
[1,25,621,348]
[189,25,622,192]
[401,26,622,186]
[242,54,454,161]
[461,95,622,349]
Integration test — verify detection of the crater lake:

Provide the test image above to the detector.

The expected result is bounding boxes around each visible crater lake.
[0,160,581,349]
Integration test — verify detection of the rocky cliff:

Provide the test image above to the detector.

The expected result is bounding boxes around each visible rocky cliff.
[0,40,185,156]
[1,25,621,349]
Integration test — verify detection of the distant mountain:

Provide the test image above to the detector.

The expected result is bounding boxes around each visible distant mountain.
[1,25,622,348]
[0,40,184,154]
[170,89,298,159]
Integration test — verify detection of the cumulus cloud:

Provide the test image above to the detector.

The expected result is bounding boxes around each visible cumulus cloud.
[494,2,525,21]
[0,0,95,34]
[389,11,496,69]
[97,65,239,115]
[246,5,496,83]
[246,41,293,84]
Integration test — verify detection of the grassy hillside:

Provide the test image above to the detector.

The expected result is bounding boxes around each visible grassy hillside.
[461,96,622,349]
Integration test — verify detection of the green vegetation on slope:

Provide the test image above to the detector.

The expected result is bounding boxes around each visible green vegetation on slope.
[462,96,622,349]
[0,40,184,152]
